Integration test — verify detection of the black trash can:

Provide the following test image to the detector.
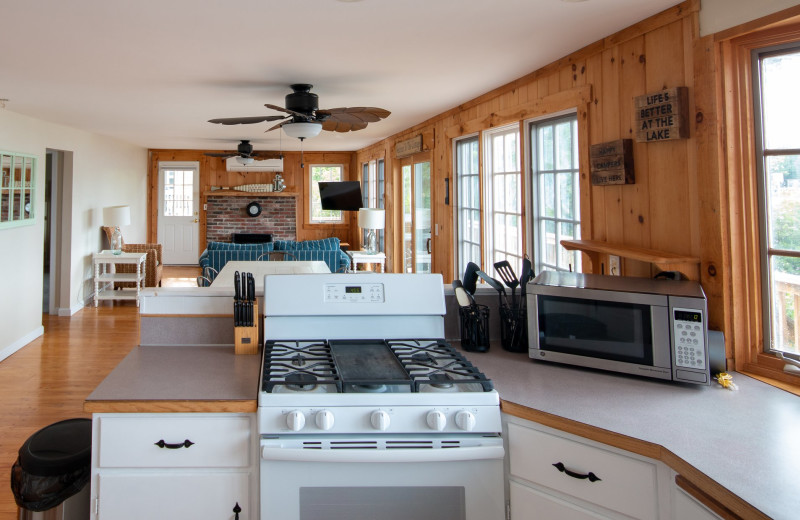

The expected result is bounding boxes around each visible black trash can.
[11,418,92,520]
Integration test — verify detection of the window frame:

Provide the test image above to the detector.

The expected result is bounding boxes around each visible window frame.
[360,159,385,252]
[308,164,345,224]
[752,42,800,361]
[453,133,482,279]
[482,124,524,278]
[527,111,581,275]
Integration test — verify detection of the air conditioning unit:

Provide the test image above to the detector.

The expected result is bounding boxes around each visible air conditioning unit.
[225,156,284,172]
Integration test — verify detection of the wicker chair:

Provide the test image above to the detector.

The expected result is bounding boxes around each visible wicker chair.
[102,226,163,288]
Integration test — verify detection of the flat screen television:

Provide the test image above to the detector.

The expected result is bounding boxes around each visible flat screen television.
[318,181,363,211]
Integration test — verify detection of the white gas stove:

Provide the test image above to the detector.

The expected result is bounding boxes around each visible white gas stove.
[257,273,504,520]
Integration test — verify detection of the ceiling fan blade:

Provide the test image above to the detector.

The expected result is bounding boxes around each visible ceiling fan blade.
[250,151,284,160]
[208,115,285,125]
[318,107,391,124]
[265,104,307,118]
[264,121,287,133]
[204,152,236,158]
[321,120,369,133]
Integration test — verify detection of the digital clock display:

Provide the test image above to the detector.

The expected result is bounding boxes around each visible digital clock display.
[345,286,362,294]
[674,310,702,323]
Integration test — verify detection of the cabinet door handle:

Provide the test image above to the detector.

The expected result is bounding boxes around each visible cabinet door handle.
[552,462,602,482]
[154,439,195,449]
[233,502,242,520]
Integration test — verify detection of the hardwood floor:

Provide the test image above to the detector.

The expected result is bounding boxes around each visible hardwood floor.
[0,267,198,518]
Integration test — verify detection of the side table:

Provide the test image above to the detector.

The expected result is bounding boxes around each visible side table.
[93,250,147,307]
[347,251,386,273]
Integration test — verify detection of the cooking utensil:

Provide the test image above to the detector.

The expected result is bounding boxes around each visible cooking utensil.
[477,270,507,308]
[519,258,532,299]
[234,271,241,326]
[494,261,519,308]
[463,262,480,295]
[452,282,472,308]
[247,272,255,326]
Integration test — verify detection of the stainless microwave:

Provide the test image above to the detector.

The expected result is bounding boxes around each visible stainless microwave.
[526,271,709,385]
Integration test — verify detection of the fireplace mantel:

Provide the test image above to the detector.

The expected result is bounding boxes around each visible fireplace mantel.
[203,190,298,198]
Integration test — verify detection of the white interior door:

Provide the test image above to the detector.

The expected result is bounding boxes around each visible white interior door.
[158,162,199,265]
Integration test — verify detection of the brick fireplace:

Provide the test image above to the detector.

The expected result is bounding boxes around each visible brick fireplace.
[206,194,297,243]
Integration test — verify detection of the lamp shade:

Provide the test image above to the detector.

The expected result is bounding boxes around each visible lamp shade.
[358,208,385,230]
[283,122,323,139]
[103,205,131,227]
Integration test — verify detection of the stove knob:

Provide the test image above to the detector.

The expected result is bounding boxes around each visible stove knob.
[315,410,335,431]
[370,410,391,431]
[286,410,306,432]
[455,410,476,432]
[426,410,447,431]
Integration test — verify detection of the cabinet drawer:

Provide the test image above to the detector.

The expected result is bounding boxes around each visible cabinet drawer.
[508,423,658,520]
[98,473,250,520]
[510,481,609,520]
[97,415,251,468]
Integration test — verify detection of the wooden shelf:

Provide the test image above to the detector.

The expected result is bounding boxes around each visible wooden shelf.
[560,239,700,280]
[203,190,298,197]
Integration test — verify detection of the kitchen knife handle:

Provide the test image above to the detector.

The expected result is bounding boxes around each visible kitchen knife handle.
[154,439,195,449]
[552,462,602,482]
[234,271,241,300]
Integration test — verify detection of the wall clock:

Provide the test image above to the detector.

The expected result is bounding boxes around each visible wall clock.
[246,201,262,217]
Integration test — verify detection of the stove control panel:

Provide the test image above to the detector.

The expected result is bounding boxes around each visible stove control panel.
[262,404,502,435]
[324,283,385,303]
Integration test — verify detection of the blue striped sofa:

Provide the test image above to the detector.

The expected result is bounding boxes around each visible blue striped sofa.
[198,238,350,284]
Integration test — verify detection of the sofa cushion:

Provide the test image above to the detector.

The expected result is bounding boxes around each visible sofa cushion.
[207,241,274,252]
[274,238,340,251]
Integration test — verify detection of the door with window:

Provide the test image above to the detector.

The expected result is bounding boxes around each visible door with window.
[401,154,431,273]
[158,162,199,265]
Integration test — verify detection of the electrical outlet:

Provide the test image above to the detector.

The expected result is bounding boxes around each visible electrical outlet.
[609,255,621,276]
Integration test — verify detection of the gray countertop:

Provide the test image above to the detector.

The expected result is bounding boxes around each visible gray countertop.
[84,341,799,519]
[460,344,800,520]
[85,345,261,411]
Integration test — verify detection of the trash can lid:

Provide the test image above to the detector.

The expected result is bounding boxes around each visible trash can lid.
[19,418,92,476]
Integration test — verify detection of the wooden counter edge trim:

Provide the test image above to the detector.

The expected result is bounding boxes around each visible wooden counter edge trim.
[500,400,768,520]
[83,400,257,414]
[675,474,752,520]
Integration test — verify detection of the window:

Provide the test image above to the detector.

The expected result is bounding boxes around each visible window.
[754,44,800,358]
[530,114,580,274]
[0,151,36,227]
[309,164,344,223]
[484,125,522,276]
[454,136,481,278]
[162,167,195,217]
[361,159,385,252]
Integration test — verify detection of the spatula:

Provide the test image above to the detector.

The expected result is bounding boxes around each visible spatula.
[452,280,475,308]
[494,260,519,308]
[463,262,480,295]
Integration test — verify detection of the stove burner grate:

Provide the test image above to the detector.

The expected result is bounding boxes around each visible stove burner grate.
[389,339,495,392]
[262,340,341,393]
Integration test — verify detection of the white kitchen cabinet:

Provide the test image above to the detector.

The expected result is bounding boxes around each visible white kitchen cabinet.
[504,415,671,520]
[671,478,724,520]
[90,413,256,520]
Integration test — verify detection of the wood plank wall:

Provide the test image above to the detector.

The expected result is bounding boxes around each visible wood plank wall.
[353,1,721,314]
[147,150,359,253]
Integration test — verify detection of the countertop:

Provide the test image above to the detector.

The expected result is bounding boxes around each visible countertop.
[460,345,800,520]
[83,342,799,519]
[84,345,261,413]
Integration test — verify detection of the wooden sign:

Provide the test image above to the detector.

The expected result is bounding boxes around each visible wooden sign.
[590,139,634,186]
[395,134,423,158]
[634,87,689,142]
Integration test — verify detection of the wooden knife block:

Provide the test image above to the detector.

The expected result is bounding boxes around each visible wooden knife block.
[234,300,260,355]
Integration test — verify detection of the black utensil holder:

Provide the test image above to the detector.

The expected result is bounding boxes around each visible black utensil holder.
[458,304,490,353]
[500,304,528,353]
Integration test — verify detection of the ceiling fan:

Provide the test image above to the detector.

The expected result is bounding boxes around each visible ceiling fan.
[208,84,391,139]
[204,140,282,165]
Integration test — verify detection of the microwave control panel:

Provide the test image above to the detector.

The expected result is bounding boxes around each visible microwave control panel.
[672,308,706,370]
[324,283,385,303]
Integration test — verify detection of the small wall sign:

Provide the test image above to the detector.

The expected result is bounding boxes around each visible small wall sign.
[395,134,423,158]
[590,139,634,186]
[634,87,689,142]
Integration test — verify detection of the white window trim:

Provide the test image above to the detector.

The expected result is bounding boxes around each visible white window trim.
[308,164,345,224]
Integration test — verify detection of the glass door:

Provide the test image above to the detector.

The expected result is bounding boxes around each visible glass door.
[401,155,431,273]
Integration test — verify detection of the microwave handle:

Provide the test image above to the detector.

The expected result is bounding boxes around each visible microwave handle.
[261,444,504,464]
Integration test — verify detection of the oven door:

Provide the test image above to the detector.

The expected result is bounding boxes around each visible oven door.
[259,434,504,520]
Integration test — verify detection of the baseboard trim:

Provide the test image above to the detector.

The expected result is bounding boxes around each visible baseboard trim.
[0,326,45,363]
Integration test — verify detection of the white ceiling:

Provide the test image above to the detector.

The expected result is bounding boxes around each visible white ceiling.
[0,0,683,153]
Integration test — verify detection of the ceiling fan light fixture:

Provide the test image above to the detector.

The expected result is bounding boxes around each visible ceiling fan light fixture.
[283,121,323,140]
[236,156,255,165]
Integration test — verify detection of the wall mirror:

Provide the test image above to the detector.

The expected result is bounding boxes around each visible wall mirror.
[0,151,36,228]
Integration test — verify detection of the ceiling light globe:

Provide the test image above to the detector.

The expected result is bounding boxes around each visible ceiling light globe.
[283,122,323,139]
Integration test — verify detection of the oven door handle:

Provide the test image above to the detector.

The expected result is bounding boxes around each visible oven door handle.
[261,445,504,463]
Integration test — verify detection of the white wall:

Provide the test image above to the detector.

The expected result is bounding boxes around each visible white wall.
[0,109,147,361]
[700,0,800,36]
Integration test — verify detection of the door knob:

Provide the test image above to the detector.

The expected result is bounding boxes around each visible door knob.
[193,218,199,223]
